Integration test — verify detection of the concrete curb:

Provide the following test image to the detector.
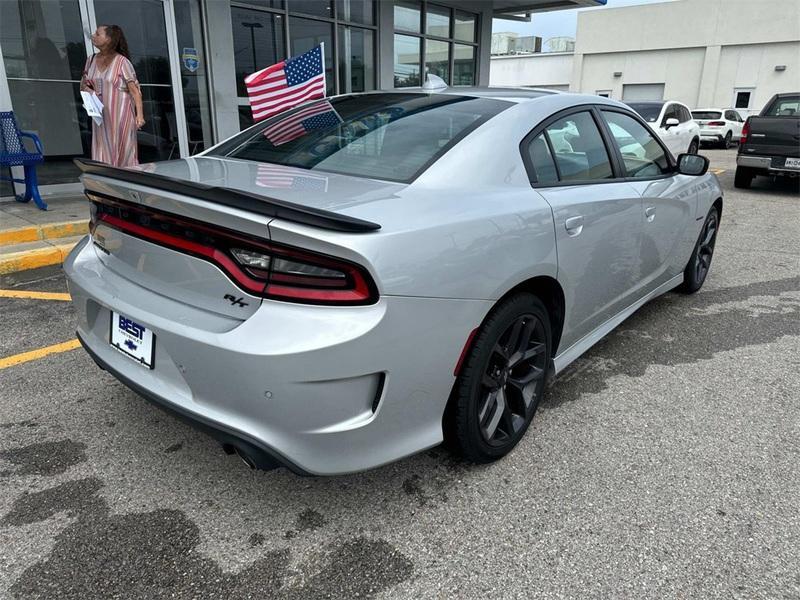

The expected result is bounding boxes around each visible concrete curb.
[0,220,89,247]
[0,236,84,275]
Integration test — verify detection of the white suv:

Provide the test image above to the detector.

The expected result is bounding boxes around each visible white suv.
[625,100,701,157]
[692,108,745,149]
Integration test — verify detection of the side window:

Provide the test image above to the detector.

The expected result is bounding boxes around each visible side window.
[733,111,744,122]
[724,110,736,121]
[662,104,679,125]
[602,110,671,179]
[543,111,614,182]
[527,134,559,185]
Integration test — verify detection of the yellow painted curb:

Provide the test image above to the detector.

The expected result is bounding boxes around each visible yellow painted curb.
[0,339,82,370]
[0,220,88,247]
[0,289,72,301]
[0,239,81,275]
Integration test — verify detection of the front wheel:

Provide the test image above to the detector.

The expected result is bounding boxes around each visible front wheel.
[449,293,552,463]
[688,139,699,155]
[680,207,718,294]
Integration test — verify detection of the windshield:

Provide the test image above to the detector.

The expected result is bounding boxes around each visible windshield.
[625,103,663,123]
[692,111,722,120]
[210,93,511,183]
[763,95,800,116]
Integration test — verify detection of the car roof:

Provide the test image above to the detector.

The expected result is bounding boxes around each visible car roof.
[624,100,664,104]
[693,107,731,111]
[376,86,561,104]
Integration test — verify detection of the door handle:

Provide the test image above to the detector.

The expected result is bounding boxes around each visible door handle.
[565,215,584,237]
[645,206,656,222]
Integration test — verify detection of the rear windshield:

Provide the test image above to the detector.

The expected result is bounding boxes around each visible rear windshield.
[625,103,663,123]
[210,93,511,183]
[692,111,722,120]
[763,95,800,117]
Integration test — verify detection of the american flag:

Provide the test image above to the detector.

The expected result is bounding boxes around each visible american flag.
[255,163,329,192]
[245,44,326,122]
[261,100,342,146]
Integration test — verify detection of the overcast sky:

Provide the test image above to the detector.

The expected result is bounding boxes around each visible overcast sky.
[492,0,675,42]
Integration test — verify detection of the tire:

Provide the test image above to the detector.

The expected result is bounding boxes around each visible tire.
[680,207,719,294]
[734,166,754,189]
[450,293,552,463]
[722,131,733,149]
[688,139,699,155]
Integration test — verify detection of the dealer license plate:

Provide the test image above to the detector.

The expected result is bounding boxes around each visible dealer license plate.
[785,157,800,170]
[110,312,155,368]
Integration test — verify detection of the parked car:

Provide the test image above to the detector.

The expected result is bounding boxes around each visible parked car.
[735,92,800,188]
[625,100,701,157]
[692,108,745,148]
[65,89,722,475]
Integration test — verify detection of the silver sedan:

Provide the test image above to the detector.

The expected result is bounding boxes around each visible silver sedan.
[65,89,722,475]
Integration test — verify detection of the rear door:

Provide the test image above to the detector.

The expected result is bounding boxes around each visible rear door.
[725,110,743,138]
[600,108,695,290]
[523,108,644,351]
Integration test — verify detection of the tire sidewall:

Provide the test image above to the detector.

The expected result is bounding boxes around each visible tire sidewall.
[683,207,718,293]
[456,293,552,460]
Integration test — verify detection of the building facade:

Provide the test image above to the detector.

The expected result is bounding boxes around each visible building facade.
[0,0,602,197]
[491,0,800,113]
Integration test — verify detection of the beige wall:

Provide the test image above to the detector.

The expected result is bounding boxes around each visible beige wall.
[489,52,573,87]
[489,0,800,110]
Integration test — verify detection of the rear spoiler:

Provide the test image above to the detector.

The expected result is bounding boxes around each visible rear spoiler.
[74,158,381,233]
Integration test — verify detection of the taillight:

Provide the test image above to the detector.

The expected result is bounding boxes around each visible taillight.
[89,193,378,306]
[707,121,725,126]
[740,119,750,144]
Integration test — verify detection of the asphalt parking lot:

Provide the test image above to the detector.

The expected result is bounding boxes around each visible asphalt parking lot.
[1,148,798,599]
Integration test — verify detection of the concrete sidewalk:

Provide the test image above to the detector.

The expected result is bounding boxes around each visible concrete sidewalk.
[0,195,90,274]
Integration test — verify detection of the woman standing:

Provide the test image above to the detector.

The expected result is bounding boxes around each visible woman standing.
[80,25,145,167]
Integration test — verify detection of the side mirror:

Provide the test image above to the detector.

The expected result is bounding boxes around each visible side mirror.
[676,153,709,176]
[664,117,680,129]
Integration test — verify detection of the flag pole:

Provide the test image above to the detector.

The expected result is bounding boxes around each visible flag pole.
[320,42,326,98]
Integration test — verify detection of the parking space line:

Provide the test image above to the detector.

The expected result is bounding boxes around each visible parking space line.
[0,339,81,370]
[0,289,72,301]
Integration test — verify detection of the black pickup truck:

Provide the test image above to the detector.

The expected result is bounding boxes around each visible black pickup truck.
[735,93,800,189]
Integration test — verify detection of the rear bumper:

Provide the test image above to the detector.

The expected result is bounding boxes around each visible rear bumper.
[64,235,491,475]
[737,154,800,175]
[699,130,726,142]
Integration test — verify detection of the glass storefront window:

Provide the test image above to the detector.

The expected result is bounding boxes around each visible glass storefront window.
[393,34,420,88]
[425,40,449,83]
[174,0,213,154]
[338,26,375,93]
[232,7,286,98]
[335,0,374,25]
[454,11,476,43]
[289,17,334,96]
[237,0,285,8]
[453,44,475,86]
[394,1,421,33]
[290,1,333,18]
[426,5,450,38]
[1,0,88,186]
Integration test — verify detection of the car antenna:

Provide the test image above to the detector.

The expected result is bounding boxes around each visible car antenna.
[422,73,448,92]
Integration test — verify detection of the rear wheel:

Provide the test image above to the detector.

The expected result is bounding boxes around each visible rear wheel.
[680,207,718,294]
[688,139,699,155]
[450,293,551,463]
[722,131,733,149]
[734,166,754,189]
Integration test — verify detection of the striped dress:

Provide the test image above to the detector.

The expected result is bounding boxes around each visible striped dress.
[83,54,139,167]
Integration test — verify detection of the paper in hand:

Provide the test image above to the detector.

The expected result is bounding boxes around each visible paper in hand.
[80,91,104,126]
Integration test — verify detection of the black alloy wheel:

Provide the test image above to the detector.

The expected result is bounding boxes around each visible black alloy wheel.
[449,293,552,463]
[723,131,733,149]
[680,207,719,294]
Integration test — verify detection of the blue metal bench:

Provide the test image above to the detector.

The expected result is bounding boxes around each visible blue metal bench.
[0,111,47,210]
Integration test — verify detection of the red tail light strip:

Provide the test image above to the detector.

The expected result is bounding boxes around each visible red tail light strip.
[89,194,378,305]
